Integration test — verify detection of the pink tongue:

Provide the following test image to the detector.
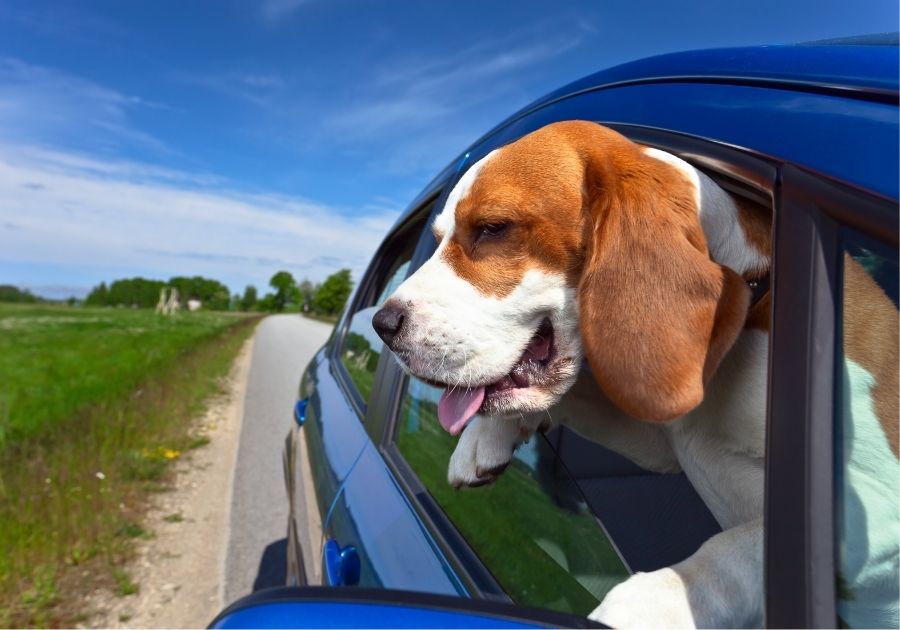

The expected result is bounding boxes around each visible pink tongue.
[437,386,485,436]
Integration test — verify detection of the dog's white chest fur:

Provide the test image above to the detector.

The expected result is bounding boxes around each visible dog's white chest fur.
[665,330,768,529]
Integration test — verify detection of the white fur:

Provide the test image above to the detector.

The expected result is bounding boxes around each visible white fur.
[837,359,899,628]
[594,519,763,628]
[643,147,769,276]
[666,330,768,529]
[448,414,541,487]
[432,150,497,239]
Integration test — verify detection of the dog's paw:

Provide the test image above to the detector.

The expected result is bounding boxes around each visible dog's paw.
[447,416,523,488]
[590,569,695,629]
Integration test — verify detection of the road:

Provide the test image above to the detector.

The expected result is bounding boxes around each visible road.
[224,314,332,605]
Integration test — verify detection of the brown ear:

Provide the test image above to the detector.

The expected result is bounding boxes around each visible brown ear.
[578,166,750,422]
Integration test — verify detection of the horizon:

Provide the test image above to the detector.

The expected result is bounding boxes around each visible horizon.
[1,0,897,300]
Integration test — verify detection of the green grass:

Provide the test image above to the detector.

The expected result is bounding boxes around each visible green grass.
[301,311,340,324]
[396,386,628,617]
[0,304,247,445]
[0,303,259,626]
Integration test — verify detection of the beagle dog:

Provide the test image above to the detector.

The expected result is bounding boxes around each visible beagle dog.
[372,121,898,627]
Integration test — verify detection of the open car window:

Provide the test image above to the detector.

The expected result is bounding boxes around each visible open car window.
[393,366,725,616]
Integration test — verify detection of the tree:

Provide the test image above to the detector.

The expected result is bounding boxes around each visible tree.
[257,292,277,312]
[98,277,164,308]
[84,282,109,306]
[240,285,258,311]
[297,278,318,311]
[312,269,353,316]
[168,275,231,310]
[269,271,297,312]
[0,285,38,303]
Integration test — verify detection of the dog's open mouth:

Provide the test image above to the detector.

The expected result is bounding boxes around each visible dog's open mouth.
[436,318,554,436]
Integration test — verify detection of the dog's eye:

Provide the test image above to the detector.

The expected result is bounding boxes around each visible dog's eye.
[473,222,511,251]
[481,222,509,237]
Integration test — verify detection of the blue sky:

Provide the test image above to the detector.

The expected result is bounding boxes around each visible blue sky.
[1,1,896,299]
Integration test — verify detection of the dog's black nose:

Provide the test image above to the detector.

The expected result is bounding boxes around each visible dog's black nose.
[372,302,406,348]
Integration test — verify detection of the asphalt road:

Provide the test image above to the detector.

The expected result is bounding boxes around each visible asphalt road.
[224,314,332,605]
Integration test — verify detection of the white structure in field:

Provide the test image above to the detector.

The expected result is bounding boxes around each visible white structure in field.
[155,287,181,316]
[187,299,202,311]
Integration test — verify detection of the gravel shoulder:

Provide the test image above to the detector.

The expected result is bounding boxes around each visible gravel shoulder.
[81,334,255,629]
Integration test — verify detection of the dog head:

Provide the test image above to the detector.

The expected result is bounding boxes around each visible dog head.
[374,121,763,435]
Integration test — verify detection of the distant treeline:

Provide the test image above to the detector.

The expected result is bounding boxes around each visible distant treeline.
[4,269,355,314]
[0,285,38,303]
[85,276,232,310]
[76,269,354,314]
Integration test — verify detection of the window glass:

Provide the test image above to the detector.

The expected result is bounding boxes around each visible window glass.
[835,234,899,629]
[339,206,424,409]
[396,376,629,616]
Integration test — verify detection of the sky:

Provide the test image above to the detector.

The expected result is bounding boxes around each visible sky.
[0,1,897,299]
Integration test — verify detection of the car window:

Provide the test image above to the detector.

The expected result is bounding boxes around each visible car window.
[395,375,629,616]
[835,233,899,629]
[338,208,429,409]
[393,366,725,616]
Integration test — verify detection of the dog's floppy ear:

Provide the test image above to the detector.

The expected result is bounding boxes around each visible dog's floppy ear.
[577,154,750,422]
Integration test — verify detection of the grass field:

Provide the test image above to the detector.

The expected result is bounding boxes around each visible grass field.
[0,303,259,626]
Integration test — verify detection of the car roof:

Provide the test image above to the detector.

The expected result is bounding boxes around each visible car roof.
[400,40,899,225]
[531,40,898,110]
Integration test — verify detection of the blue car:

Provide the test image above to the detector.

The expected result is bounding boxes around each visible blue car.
[280,39,898,627]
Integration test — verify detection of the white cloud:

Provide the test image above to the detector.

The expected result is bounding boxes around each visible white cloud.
[0,143,401,292]
[170,69,288,109]
[326,25,585,137]
[0,56,169,155]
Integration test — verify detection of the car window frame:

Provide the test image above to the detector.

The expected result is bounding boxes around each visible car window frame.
[365,123,779,607]
[330,190,444,422]
[765,165,898,628]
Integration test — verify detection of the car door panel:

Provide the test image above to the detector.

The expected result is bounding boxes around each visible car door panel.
[328,442,463,594]
[296,345,369,545]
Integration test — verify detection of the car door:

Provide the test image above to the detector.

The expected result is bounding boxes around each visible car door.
[312,192,469,591]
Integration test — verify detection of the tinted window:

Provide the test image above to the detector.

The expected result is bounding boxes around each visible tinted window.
[396,376,629,615]
[835,234,899,629]
[338,207,429,409]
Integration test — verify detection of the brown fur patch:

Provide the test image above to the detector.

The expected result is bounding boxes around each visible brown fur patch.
[735,195,773,331]
[554,122,749,421]
[745,292,771,330]
[734,196,773,276]
[843,254,899,457]
[440,137,585,296]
